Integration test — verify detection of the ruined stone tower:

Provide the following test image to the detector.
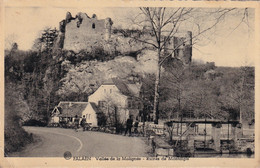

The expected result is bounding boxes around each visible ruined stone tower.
[173,31,192,65]
[59,12,113,52]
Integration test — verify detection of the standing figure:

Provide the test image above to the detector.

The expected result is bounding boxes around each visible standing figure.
[81,115,87,131]
[134,119,139,136]
[74,115,80,132]
[125,116,133,136]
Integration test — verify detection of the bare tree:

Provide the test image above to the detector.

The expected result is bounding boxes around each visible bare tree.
[165,122,176,143]
[219,66,254,125]
[100,95,125,133]
[125,7,247,124]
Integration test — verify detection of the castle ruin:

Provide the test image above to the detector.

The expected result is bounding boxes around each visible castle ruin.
[59,12,113,52]
[173,31,192,65]
[56,12,192,65]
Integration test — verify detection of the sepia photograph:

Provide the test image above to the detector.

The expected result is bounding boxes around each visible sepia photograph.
[1,0,259,167]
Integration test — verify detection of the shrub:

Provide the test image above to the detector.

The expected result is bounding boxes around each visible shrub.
[4,124,33,155]
[4,83,33,155]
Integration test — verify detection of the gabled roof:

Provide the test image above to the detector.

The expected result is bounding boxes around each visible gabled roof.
[102,78,141,97]
[57,101,99,117]
[89,102,101,114]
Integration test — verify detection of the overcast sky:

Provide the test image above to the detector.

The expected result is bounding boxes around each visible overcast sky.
[4,7,255,67]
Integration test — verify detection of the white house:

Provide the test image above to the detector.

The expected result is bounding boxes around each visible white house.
[51,78,143,126]
[88,78,143,123]
[50,101,100,126]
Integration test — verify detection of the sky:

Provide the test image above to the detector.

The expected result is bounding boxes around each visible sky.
[4,7,255,67]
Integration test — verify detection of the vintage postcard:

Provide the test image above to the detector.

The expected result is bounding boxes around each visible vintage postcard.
[0,0,259,167]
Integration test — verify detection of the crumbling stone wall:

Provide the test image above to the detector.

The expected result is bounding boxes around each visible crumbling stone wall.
[60,12,113,52]
[57,12,192,64]
[173,31,192,65]
[102,35,145,56]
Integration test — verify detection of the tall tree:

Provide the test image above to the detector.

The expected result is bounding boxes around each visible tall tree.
[129,7,246,124]
[219,66,255,124]
[39,27,59,52]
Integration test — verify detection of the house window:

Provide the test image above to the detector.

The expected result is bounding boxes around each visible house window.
[89,114,91,119]
[127,98,134,109]
[110,89,112,93]
[92,23,95,29]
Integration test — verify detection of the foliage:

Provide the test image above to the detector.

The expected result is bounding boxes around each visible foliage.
[97,95,126,133]
[40,28,59,52]
[4,9,255,155]
[113,28,145,38]
[5,34,64,123]
[124,7,250,124]
[140,60,255,122]
[4,15,255,134]
[4,82,33,155]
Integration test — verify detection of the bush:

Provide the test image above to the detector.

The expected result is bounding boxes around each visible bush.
[4,83,33,155]
[4,125,33,155]
[23,119,47,127]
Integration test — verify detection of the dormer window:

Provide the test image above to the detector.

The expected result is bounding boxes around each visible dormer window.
[92,23,95,29]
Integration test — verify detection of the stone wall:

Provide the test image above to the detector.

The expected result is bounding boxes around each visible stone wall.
[57,12,192,65]
[61,12,113,52]
[173,31,192,65]
[103,35,144,55]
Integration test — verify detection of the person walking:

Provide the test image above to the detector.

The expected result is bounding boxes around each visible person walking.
[124,116,133,136]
